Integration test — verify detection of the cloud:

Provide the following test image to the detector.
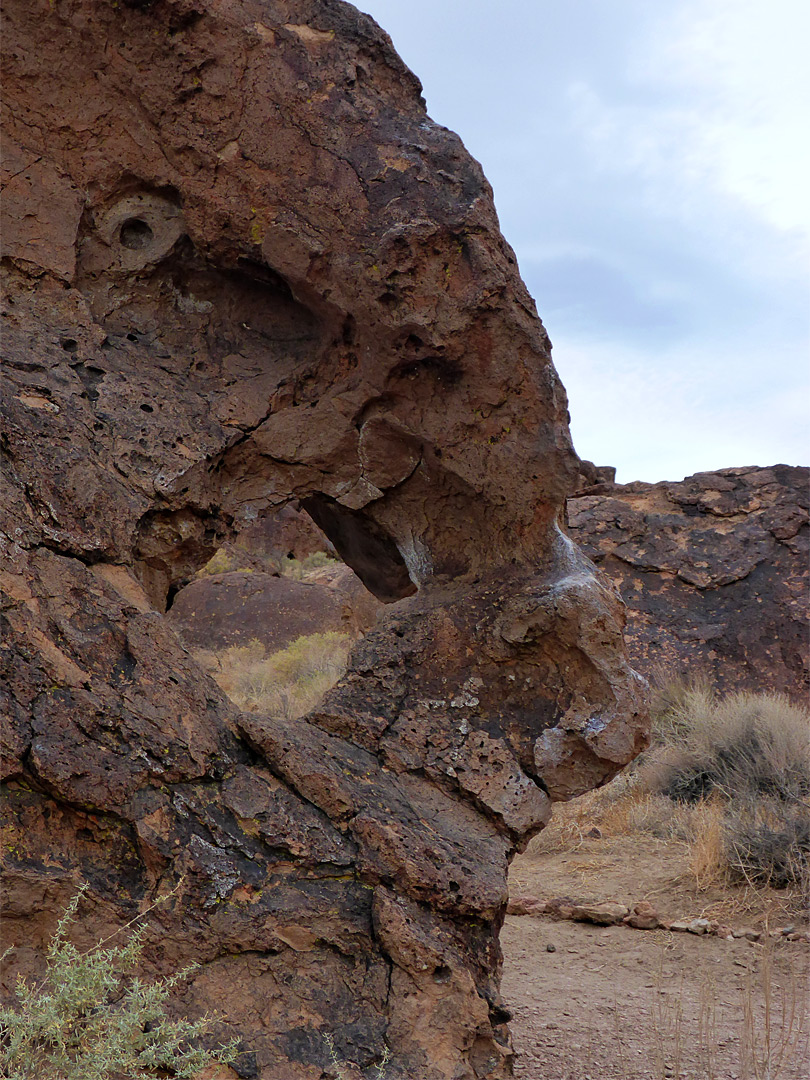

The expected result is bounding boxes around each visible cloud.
[555,334,809,483]
[567,0,810,242]
[639,0,810,235]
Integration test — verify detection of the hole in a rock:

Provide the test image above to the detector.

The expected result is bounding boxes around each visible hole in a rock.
[164,502,408,723]
[119,217,154,250]
[61,338,78,352]
[433,965,452,984]
[140,403,154,413]
[126,332,139,342]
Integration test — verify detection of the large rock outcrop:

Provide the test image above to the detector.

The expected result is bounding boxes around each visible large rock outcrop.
[0,2,647,1077]
[568,465,809,700]
[165,565,380,652]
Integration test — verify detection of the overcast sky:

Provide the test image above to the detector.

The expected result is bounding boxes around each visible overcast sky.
[358,0,808,482]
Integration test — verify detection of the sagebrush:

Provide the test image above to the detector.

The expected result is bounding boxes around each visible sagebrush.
[643,680,810,887]
[0,885,237,1080]
[644,683,810,803]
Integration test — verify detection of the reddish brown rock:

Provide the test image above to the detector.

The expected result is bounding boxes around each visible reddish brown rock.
[623,901,660,930]
[567,465,809,699]
[0,2,647,1077]
[165,564,380,652]
[239,503,336,566]
[567,901,630,926]
[506,896,549,917]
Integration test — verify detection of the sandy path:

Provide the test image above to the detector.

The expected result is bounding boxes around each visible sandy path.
[502,837,809,1080]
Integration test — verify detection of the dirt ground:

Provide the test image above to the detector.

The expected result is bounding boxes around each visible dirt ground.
[502,831,809,1080]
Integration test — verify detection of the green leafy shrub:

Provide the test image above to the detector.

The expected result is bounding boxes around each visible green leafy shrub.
[0,885,237,1080]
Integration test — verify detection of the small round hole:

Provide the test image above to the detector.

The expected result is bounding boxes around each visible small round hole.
[140,403,154,413]
[119,217,154,250]
[61,338,78,352]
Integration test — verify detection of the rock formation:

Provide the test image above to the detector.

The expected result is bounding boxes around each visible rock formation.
[568,465,809,700]
[0,2,647,1076]
[165,565,379,652]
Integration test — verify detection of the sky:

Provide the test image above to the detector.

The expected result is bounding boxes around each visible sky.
[357,0,809,482]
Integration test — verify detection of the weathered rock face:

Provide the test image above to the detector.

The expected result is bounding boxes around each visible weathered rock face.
[568,466,809,700]
[0,2,647,1077]
[166,565,379,651]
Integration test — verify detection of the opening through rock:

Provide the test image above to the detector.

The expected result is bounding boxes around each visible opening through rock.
[165,504,391,721]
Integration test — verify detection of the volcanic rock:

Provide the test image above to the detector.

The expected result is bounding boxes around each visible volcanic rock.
[567,901,630,926]
[240,503,337,565]
[567,465,809,699]
[165,564,380,652]
[624,901,660,930]
[506,895,549,917]
[0,2,647,1077]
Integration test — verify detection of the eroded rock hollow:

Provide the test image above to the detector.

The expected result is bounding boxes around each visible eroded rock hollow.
[0,2,647,1076]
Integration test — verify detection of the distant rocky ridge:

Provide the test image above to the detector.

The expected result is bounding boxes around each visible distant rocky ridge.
[569,464,808,700]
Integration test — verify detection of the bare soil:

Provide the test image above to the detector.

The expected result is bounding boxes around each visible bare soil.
[502,831,809,1080]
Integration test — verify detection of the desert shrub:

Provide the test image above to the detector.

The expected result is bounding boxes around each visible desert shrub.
[0,885,236,1080]
[195,545,336,581]
[642,680,810,888]
[724,796,810,889]
[212,632,352,719]
[195,546,282,578]
[195,547,243,577]
[644,685,810,804]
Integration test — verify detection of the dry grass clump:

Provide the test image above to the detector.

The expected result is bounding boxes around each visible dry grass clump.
[642,679,810,890]
[205,632,352,720]
[644,684,810,805]
[196,546,338,581]
[530,677,809,903]
[280,551,336,580]
[645,935,809,1080]
[725,797,810,890]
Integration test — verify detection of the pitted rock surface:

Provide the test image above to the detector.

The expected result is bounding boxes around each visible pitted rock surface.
[1,2,647,1076]
[567,466,809,700]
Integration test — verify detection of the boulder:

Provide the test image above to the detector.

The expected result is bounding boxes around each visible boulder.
[506,895,549,917]
[165,566,380,652]
[567,466,809,699]
[0,2,647,1077]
